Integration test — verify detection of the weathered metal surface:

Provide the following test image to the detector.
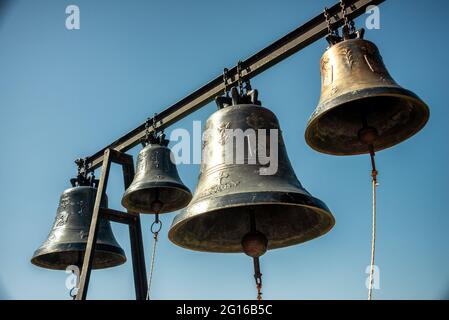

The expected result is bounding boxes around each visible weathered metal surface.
[31,185,126,270]
[169,101,335,253]
[121,142,192,214]
[305,38,430,155]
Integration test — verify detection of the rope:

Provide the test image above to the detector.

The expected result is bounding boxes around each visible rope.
[367,148,378,300]
[146,216,162,300]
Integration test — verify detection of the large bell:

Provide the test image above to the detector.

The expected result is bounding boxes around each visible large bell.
[169,91,335,253]
[305,38,430,155]
[31,185,126,270]
[121,136,192,214]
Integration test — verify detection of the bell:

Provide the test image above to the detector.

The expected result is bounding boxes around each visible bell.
[121,135,192,214]
[305,38,430,155]
[31,184,126,270]
[169,89,335,253]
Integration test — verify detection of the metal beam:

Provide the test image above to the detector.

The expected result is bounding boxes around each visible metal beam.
[100,208,135,225]
[83,0,385,173]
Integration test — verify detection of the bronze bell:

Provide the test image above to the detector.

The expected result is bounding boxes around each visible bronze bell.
[305,37,430,155]
[31,183,126,270]
[121,134,192,214]
[169,88,335,253]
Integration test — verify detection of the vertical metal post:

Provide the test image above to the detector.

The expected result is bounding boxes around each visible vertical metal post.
[75,149,148,300]
[122,156,148,300]
[76,149,112,300]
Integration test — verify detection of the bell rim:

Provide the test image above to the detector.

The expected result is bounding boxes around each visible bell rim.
[31,243,127,270]
[168,191,335,253]
[305,86,430,156]
[121,181,193,214]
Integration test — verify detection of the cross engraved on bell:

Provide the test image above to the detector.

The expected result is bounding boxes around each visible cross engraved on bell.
[198,171,240,198]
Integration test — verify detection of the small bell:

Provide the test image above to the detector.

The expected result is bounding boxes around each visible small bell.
[305,36,430,155]
[31,180,126,270]
[121,133,192,214]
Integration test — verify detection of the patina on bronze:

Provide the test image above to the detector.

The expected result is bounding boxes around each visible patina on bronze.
[121,135,192,214]
[169,89,335,253]
[31,184,126,270]
[305,37,430,155]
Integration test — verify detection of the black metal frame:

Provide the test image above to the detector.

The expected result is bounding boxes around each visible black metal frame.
[75,149,148,300]
[71,0,388,300]
[81,0,385,174]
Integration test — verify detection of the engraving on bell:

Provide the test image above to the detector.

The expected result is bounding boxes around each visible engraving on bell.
[31,186,126,270]
[169,101,335,253]
[121,141,192,214]
[305,38,430,155]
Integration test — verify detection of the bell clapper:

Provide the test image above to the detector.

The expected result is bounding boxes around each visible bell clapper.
[241,210,268,301]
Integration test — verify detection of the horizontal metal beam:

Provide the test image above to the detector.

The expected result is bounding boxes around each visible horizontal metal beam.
[83,0,385,173]
[100,208,136,225]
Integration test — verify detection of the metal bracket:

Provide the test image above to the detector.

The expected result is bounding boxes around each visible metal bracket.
[75,149,148,300]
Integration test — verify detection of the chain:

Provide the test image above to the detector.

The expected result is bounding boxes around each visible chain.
[324,7,342,45]
[223,68,229,96]
[324,7,336,37]
[74,158,87,178]
[253,257,263,301]
[340,0,357,35]
[367,146,378,300]
[146,214,162,300]
[340,0,350,29]
[72,157,93,187]
[142,113,160,146]
[237,61,244,96]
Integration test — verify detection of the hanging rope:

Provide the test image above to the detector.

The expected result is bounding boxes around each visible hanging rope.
[146,213,162,300]
[367,146,378,300]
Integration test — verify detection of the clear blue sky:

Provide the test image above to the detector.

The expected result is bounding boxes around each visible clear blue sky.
[0,0,448,300]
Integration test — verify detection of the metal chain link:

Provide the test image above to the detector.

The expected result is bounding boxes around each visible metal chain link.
[253,257,263,301]
[237,61,244,96]
[142,113,161,147]
[340,0,350,28]
[340,0,357,35]
[255,275,262,301]
[223,68,229,96]
[324,7,336,37]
